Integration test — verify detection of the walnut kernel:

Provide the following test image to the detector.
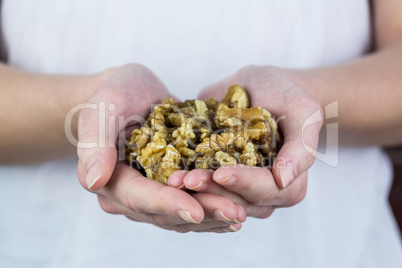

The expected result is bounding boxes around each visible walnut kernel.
[126,85,279,184]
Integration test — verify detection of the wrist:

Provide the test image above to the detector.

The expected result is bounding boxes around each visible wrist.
[285,68,336,109]
[285,69,316,98]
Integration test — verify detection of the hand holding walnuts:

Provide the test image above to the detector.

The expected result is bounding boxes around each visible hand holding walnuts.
[190,66,323,217]
[77,64,246,233]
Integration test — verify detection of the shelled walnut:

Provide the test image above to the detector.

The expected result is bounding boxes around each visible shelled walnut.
[126,85,279,184]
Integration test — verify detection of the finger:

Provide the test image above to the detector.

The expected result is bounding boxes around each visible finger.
[98,194,131,215]
[99,195,229,230]
[212,165,280,206]
[271,95,323,189]
[182,169,247,223]
[167,170,189,189]
[175,169,242,205]
[98,168,248,226]
[98,195,189,227]
[183,169,239,201]
[182,169,272,218]
[100,162,205,224]
[272,171,308,208]
[76,75,122,191]
[170,168,248,223]
[166,221,241,233]
[126,215,241,233]
[182,170,248,222]
[192,192,246,223]
[181,169,215,191]
[77,107,117,191]
[107,194,242,232]
[193,223,242,233]
[98,191,245,226]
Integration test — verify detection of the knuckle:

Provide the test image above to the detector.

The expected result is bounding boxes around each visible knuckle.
[78,131,97,144]
[302,135,318,151]
[306,153,317,167]
[255,208,275,219]
[98,197,118,215]
[287,186,307,207]
[246,204,275,219]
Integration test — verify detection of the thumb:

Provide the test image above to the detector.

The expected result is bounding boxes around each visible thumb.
[272,101,323,189]
[77,101,118,191]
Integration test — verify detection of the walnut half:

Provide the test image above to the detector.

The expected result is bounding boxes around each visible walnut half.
[126,85,279,184]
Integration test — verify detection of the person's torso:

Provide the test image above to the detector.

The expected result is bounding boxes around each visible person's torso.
[2,0,371,99]
[1,1,401,268]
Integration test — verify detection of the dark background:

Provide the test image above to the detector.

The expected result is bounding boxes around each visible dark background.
[387,147,402,234]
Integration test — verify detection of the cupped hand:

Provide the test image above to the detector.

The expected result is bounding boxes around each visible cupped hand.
[175,65,323,216]
[77,64,245,233]
[169,166,307,219]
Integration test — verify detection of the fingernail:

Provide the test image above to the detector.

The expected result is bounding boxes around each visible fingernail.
[280,161,297,188]
[228,224,241,232]
[214,209,240,223]
[223,224,241,232]
[214,209,231,221]
[188,180,204,190]
[216,174,237,185]
[177,210,199,224]
[85,159,103,189]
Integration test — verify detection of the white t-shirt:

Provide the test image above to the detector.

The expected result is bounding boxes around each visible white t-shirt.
[1,1,401,267]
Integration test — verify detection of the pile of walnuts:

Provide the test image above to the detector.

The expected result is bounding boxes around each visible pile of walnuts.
[126,85,279,184]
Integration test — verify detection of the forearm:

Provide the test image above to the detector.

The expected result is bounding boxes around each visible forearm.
[0,63,110,164]
[288,43,402,146]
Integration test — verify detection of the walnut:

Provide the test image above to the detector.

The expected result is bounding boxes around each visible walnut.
[126,85,279,184]
[222,84,249,108]
[215,151,237,166]
[240,142,258,166]
[153,145,181,184]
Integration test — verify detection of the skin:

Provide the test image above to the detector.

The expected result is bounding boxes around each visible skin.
[76,64,247,233]
[1,0,401,233]
[168,66,319,218]
[0,63,111,163]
